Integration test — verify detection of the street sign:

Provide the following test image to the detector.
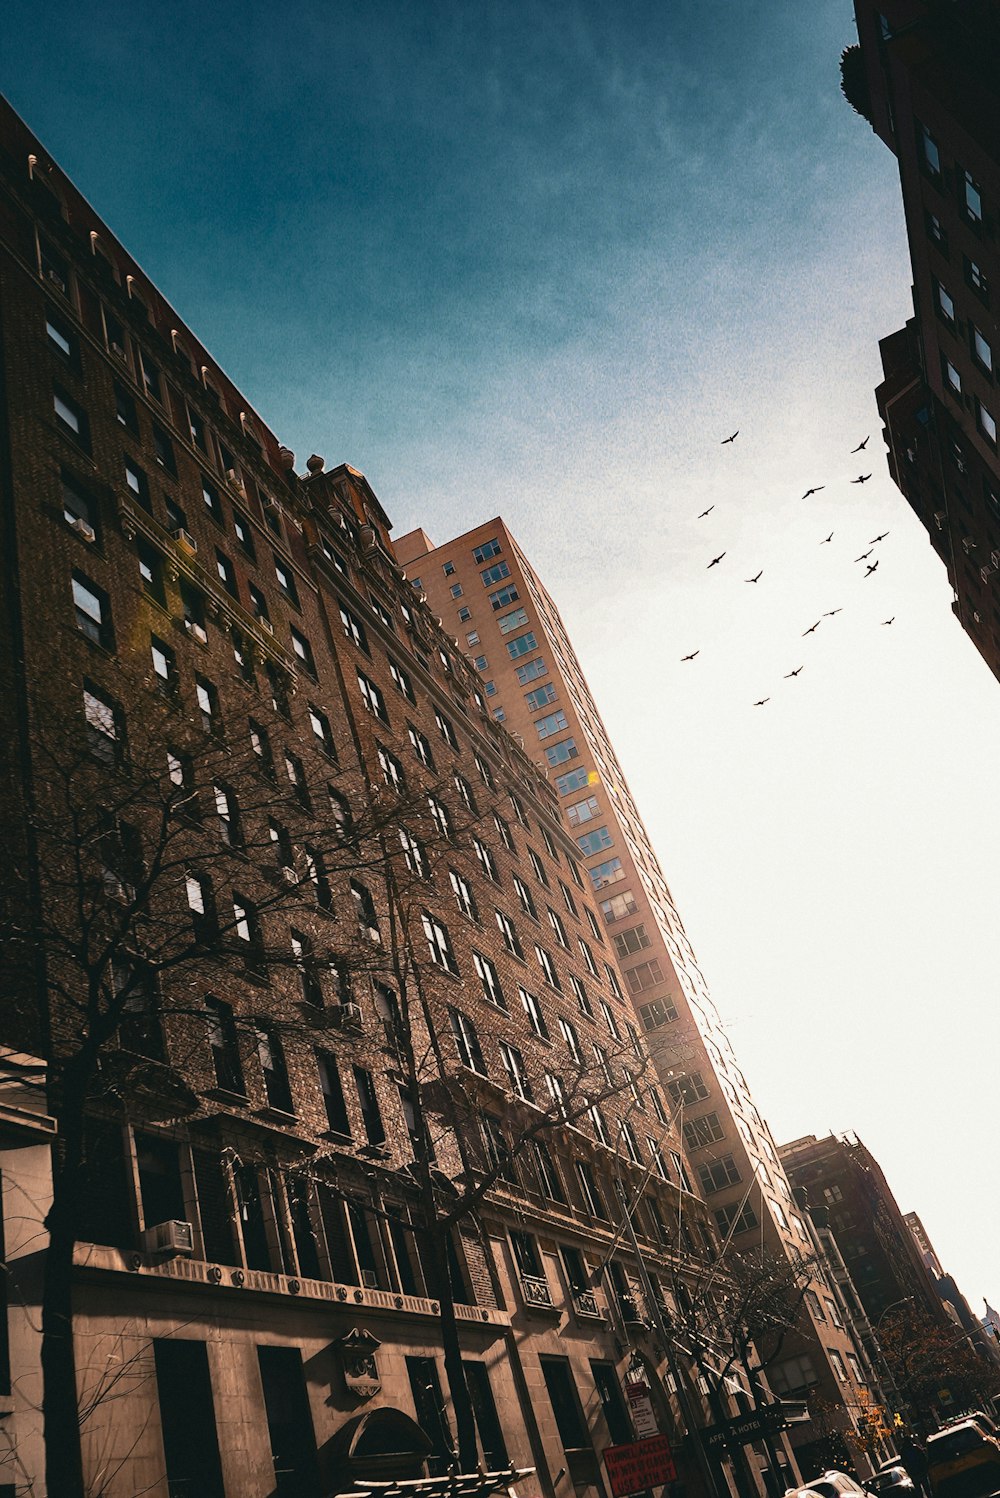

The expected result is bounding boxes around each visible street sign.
[625,1377,659,1440]
[703,1405,799,1452]
[603,1434,677,1497]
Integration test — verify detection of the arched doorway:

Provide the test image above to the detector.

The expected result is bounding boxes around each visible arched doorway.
[331,1406,434,1486]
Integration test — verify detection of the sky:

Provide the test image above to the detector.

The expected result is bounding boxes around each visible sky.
[4,1,1000,1310]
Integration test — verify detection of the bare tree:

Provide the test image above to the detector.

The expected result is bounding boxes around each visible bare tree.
[2,681,662,1493]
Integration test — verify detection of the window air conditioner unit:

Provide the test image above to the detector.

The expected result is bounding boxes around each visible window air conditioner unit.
[934,511,947,530]
[174,528,197,555]
[333,1002,362,1028]
[981,565,996,584]
[361,1269,379,1289]
[281,865,298,884]
[70,517,96,543]
[185,620,208,644]
[962,536,977,554]
[110,341,127,361]
[991,551,1000,570]
[141,1220,194,1257]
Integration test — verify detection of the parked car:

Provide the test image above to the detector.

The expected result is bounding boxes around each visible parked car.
[925,1419,1000,1498]
[868,1465,916,1496]
[786,1471,870,1498]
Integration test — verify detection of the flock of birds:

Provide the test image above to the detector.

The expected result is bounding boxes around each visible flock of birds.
[681,431,897,705]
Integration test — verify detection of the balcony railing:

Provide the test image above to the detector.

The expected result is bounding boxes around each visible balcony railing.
[572,1289,602,1318]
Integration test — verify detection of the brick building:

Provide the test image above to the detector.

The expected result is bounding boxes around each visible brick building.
[0,95,784,1498]
[396,523,879,1478]
[842,0,1000,681]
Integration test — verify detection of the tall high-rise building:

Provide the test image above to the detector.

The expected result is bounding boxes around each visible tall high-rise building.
[397,521,879,1478]
[0,95,754,1498]
[842,0,1000,680]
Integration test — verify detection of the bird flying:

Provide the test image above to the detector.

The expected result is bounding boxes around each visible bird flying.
[707,553,726,568]
[882,617,895,626]
[870,531,889,543]
[821,532,834,544]
[680,651,700,661]
[784,667,804,678]
[851,436,870,452]
[721,431,739,445]
[753,698,770,706]
[802,621,822,636]
[745,571,762,583]
[865,561,879,576]
[801,487,825,499]
[855,549,873,562]
[852,474,872,484]
[698,506,715,518]
[823,608,843,617]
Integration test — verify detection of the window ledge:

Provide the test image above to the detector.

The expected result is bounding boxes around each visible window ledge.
[203,1087,250,1108]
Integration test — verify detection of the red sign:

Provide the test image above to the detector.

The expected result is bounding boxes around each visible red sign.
[603,1434,677,1496]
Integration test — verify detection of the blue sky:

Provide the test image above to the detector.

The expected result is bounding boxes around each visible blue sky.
[6,2,1000,1312]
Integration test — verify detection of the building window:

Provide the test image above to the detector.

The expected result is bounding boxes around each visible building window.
[613,924,650,958]
[450,1007,487,1073]
[520,987,549,1039]
[570,974,592,1016]
[972,326,993,373]
[920,122,940,177]
[768,1355,818,1395]
[535,710,569,740]
[290,627,316,678]
[943,356,962,396]
[697,1155,741,1193]
[233,895,264,972]
[195,676,220,736]
[450,869,479,921]
[639,996,678,1031]
[206,996,244,1095]
[601,890,638,922]
[423,912,459,974]
[474,837,500,883]
[544,737,579,767]
[256,1025,293,1112]
[249,719,276,780]
[450,582,463,599]
[473,538,501,563]
[513,875,537,920]
[353,1066,386,1145]
[935,279,956,324]
[285,751,311,810]
[506,630,538,660]
[667,1072,709,1106]
[72,573,112,648]
[54,387,89,449]
[515,657,547,685]
[434,709,459,750]
[480,560,511,586]
[489,584,520,610]
[427,794,452,841]
[962,168,983,224]
[715,1201,758,1236]
[399,825,428,879]
[473,951,506,1009]
[604,963,624,1000]
[536,945,561,991]
[357,671,389,723]
[547,907,569,949]
[233,509,256,557]
[684,1112,725,1148]
[977,399,997,446]
[317,1052,351,1135]
[965,256,989,302]
[351,880,381,942]
[575,1162,607,1220]
[495,908,523,957]
[152,424,176,475]
[83,682,123,764]
[62,470,99,541]
[567,795,600,826]
[308,704,335,759]
[454,773,477,814]
[291,929,324,1007]
[408,724,435,769]
[577,826,613,856]
[500,1042,532,1100]
[213,783,242,847]
[558,1015,582,1064]
[378,742,405,791]
[625,960,664,995]
[457,605,471,622]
